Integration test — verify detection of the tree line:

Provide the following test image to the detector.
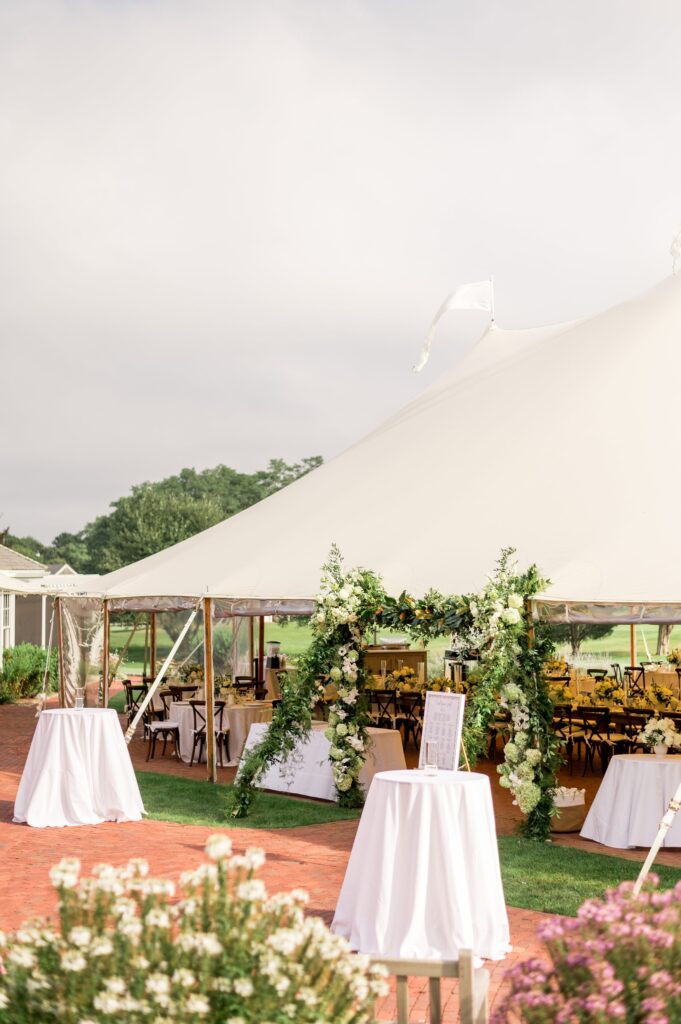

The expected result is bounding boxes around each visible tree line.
[2,456,322,574]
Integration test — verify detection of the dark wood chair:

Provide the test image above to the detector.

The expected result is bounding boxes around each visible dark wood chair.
[611,663,624,685]
[624,665,646,698]
[123,679,149,729]
[551,704,586,774]
[169,684,199,702]
[586,668,608,681]
[188,700,230,766]
[575,705,622,774]
[145,692,180,761]
[396,692,423,749]
[366,688,397,729]
[617,709,651,753]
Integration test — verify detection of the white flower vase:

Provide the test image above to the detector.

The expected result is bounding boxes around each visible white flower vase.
[653,743,668,758]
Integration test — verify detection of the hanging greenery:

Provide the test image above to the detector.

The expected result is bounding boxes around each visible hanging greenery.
[230,547,559,840]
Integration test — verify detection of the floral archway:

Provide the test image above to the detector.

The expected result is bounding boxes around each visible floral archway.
[232,547,559,840]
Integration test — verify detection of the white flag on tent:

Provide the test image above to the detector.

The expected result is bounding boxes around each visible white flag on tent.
[413,279,494,373]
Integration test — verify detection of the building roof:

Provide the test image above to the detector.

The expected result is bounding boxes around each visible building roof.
[0,544,46,573]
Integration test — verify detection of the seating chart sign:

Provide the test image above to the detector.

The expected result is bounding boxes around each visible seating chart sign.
[418,691,466,771]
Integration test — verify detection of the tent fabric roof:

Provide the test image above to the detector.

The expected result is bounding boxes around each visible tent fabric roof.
[98,275,681,609]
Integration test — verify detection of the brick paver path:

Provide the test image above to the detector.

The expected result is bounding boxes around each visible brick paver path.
[2,697,678,1020]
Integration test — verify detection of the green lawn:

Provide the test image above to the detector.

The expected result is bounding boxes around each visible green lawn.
[137,772,681,917]
[569,624,681,665]
[138,771,361,830]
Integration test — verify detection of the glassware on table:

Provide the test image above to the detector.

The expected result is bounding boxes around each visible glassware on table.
[380,659,387,680]
[418,662,425,686]
[74,687,85,710]
[397,658,404,671]
[424,740,439,775]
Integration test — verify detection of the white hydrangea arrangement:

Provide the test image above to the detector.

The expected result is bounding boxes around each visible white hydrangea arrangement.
[637,717,681,751]
[315,554,382,802]
[497,684,543,814]
[0,835,388,1023]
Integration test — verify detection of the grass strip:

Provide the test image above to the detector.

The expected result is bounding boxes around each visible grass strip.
[137,771,362,830]
[498,834,681,917]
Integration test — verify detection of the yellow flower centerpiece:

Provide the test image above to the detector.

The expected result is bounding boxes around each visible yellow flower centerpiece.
[668,648,681,666]
[593,677,625,706]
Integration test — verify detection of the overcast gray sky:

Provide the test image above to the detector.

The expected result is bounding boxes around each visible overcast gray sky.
[2,0,680,541]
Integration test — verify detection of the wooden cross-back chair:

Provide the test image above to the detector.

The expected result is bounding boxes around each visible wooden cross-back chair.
[188,699,230,766]
[372,952,488,1024]
[123,679,149,728]
[624,666,646,698]
[366,688,397,729]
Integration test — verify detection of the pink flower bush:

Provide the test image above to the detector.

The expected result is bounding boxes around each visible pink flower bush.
[492,877,681,1024]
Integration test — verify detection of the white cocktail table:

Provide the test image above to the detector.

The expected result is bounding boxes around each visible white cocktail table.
[581,753,681,848]
[331,769,509,961]
[13,708,144,828]
[243,722,406,800]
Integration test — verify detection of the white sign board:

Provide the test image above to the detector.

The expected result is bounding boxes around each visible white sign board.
[418,691,466,771]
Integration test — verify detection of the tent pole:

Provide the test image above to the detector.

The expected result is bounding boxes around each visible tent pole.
[248,616,254,677]
[102,600,110,708]
[143,618,149,677]
[203,597,217,783]
[630,623,637,666]
[150,611,157,680]
[258,615,265,681]
[56,596,66,708]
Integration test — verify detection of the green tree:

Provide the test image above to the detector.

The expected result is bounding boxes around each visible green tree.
[82,488,225,573]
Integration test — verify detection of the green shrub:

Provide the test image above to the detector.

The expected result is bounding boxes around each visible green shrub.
[0,644,59,701]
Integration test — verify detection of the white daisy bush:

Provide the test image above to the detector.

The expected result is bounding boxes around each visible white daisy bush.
[0,836,388,1024]
[638,717,681,751]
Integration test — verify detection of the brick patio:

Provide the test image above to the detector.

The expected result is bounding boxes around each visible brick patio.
[1,696,678,1021]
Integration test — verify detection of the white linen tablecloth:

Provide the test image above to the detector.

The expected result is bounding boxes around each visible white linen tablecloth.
[13,709,144,828]
[581,753,681,848]
[169,702,273,767]
[243,722,406,800]
[332,769,510,962]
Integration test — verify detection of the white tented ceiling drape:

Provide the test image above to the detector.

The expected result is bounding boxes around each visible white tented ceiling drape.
[91,275,681,619]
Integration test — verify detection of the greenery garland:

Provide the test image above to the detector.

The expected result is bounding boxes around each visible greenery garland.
[231,547,559,839]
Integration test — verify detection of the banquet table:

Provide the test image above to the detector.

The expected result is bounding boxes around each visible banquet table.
[331,769,509,961]
[168,701,273,767]
[243,721,406,800]
[581,754,681,848]
[13,708,145,828]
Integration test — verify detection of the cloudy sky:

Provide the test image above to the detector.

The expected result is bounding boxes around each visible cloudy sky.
[2,0,680,541]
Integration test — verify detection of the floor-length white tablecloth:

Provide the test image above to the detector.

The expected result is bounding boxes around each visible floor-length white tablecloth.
[332,769,510,961]
[581,754,681,848]
[14,709,145,828]
[243,722,406,800]
[168,702,273,766]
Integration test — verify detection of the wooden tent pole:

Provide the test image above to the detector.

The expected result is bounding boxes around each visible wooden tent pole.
[258,615,265,681]
[630,623,637,667]
[203,597,217,783]
[102,600,110,707]
[56,596,66,708]
[150,612,157,680]
[143,619,149,677]
[248,616,254,677]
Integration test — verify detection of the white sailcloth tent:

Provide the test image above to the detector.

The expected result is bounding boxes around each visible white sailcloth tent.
[98,274,681,622]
